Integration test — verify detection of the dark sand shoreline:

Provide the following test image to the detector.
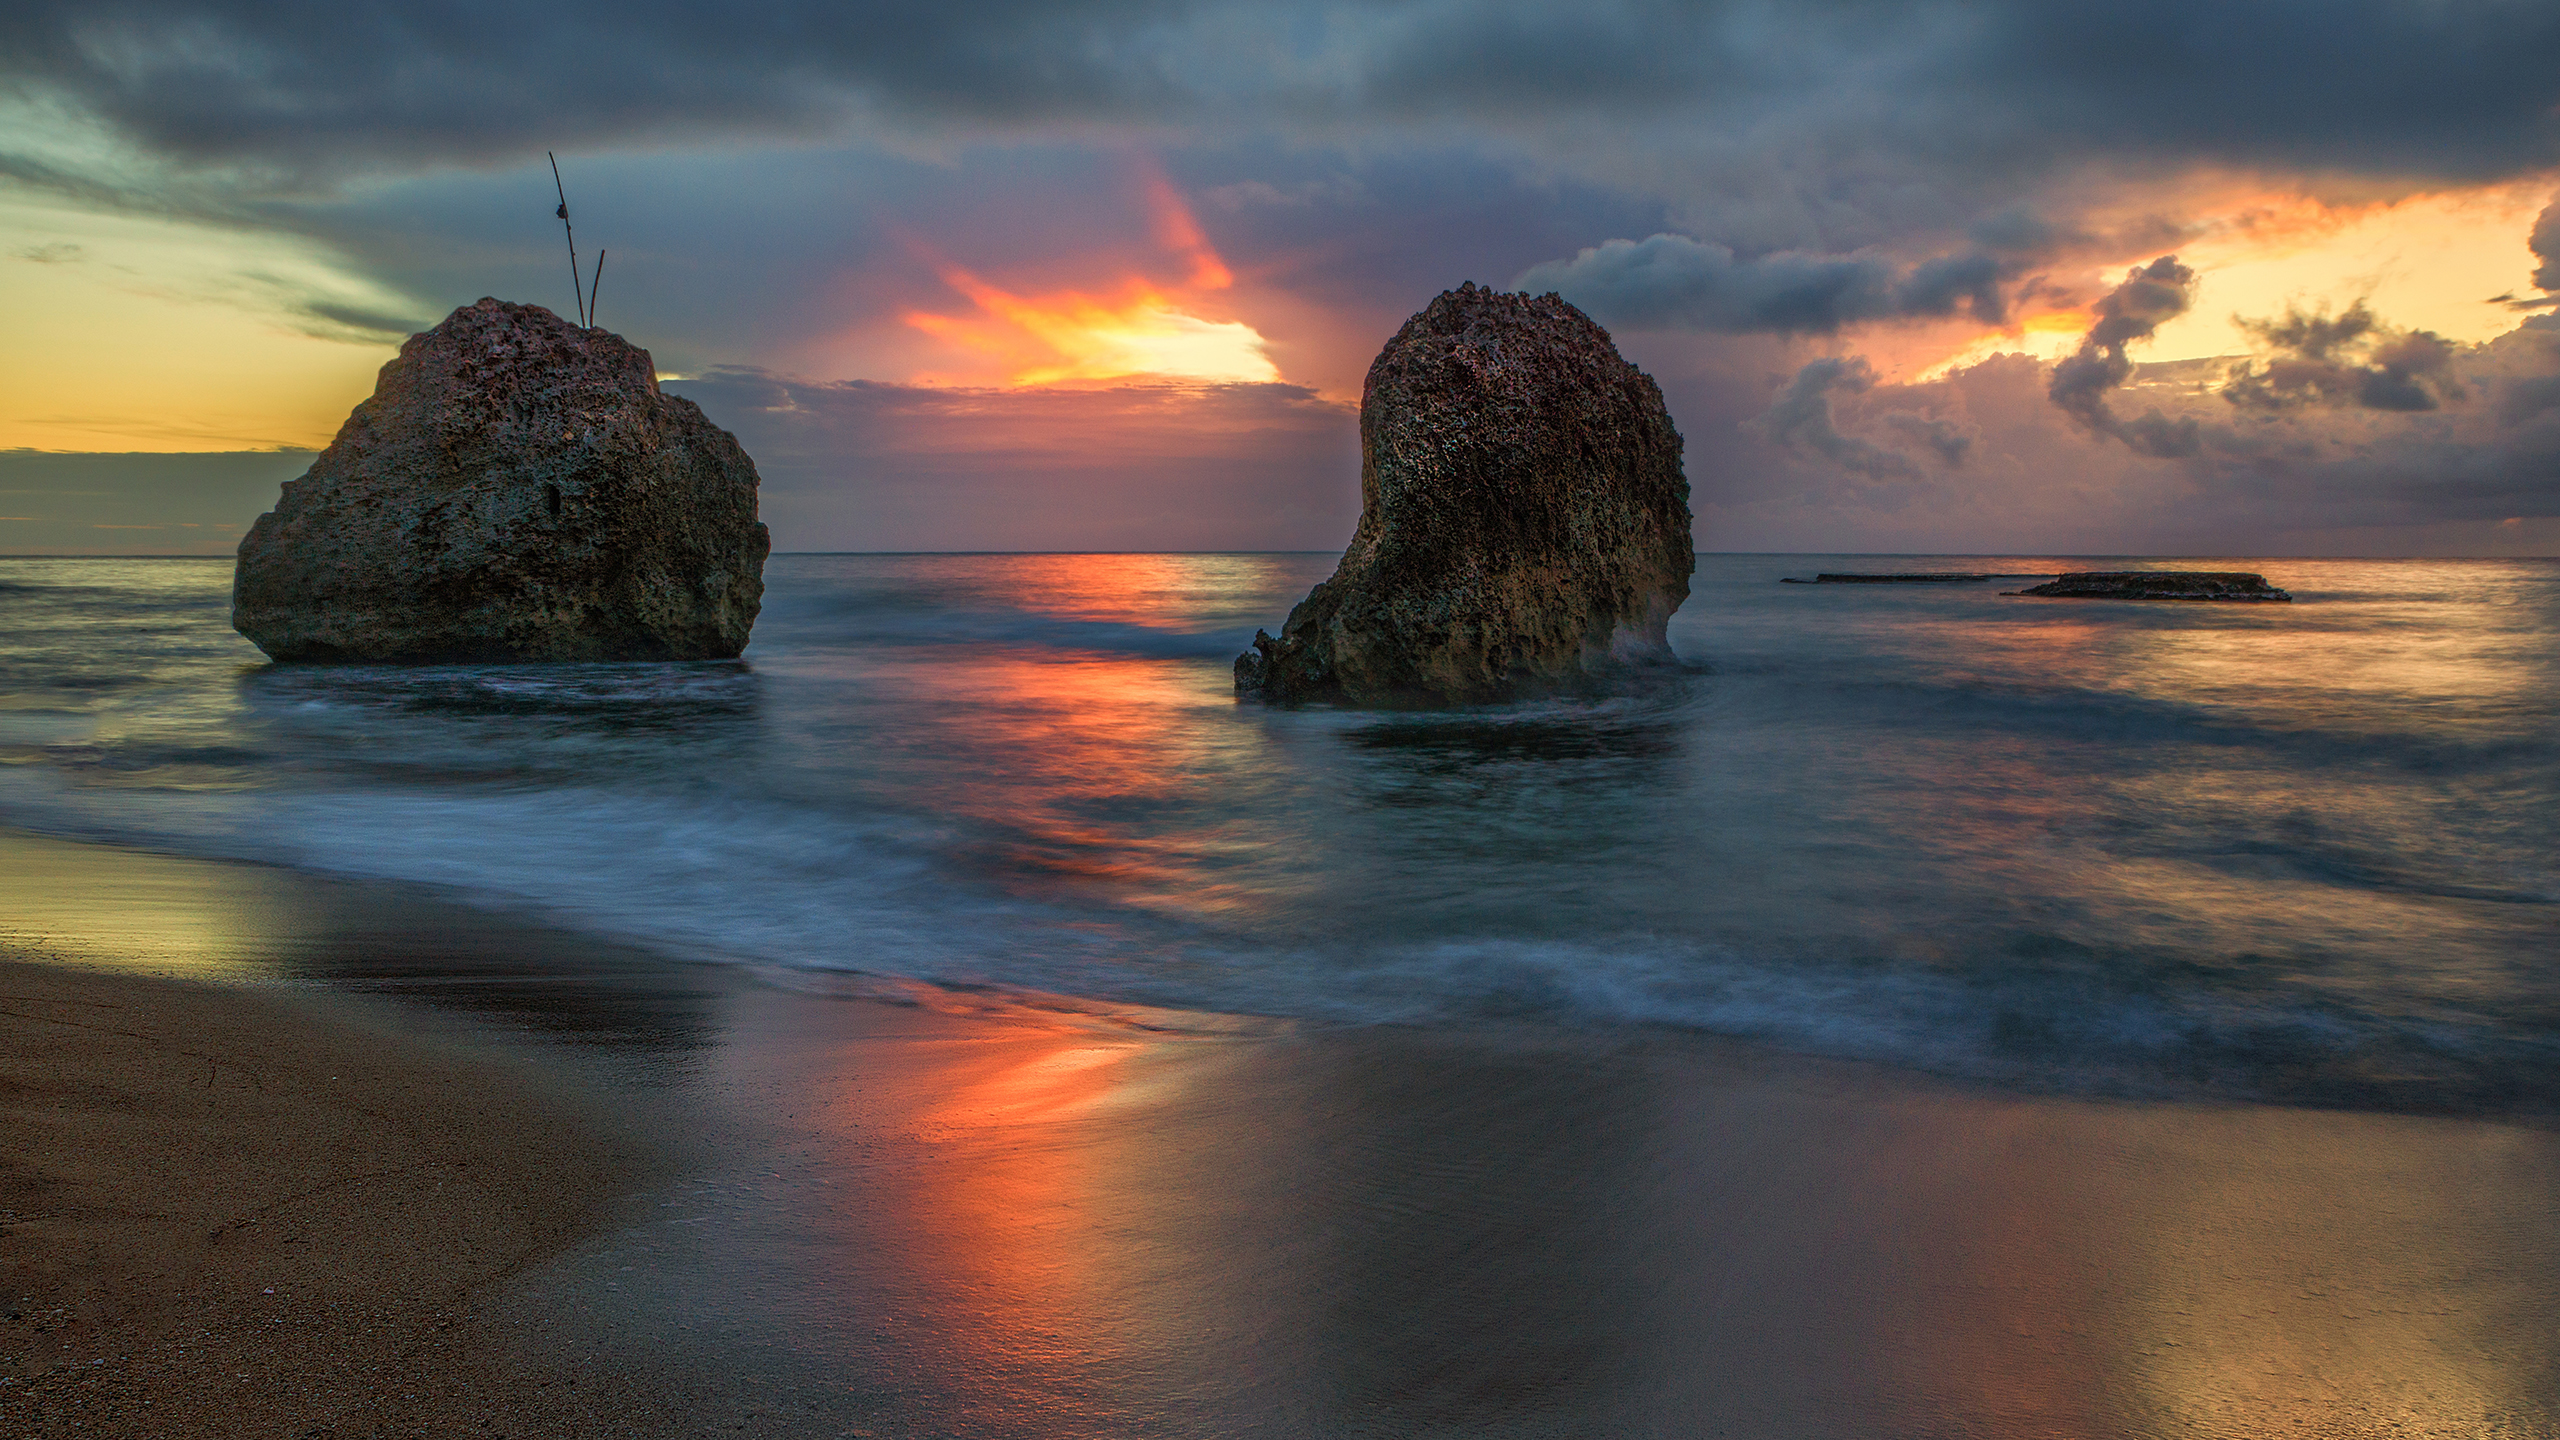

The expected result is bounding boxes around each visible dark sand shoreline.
[1,958,688,1438]
[8,827,2560,1438]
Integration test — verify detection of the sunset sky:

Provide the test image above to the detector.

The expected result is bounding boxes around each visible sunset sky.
[4,0,2557,554]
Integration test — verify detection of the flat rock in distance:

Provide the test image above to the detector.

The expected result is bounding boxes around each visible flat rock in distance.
[1235,283,1694,705]
[2003,571,2293,602]
[233,298,770,662]
[1781,573,1996,584]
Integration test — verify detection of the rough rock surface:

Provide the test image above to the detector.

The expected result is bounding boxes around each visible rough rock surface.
[1236,284,1693,705]
[233,298,770,662]
[2005,571,2292,602]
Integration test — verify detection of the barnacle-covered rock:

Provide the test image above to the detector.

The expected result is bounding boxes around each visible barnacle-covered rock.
[233,298,769,662]
[1236,284,1693,705]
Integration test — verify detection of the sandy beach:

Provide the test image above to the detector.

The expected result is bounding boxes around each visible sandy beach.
[7,825,2560,1439]
[2,942,671,1435]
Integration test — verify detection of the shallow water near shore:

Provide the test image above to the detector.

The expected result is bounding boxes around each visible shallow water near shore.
[3,552,2557,1114]
[10,830,2560,1440]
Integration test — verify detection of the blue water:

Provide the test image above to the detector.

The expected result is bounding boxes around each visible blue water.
[5,553,2556,1112]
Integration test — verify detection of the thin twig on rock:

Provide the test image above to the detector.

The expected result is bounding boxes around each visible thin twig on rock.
[548,151,586,325]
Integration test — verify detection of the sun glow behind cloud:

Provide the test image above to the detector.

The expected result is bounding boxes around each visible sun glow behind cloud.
[900,170,1280,387]
[2142,180,2553,357]
[1905,179,2555,383]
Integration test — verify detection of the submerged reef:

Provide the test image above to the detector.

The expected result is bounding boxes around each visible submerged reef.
[233,298,770,662]
[1237,283,1694,706]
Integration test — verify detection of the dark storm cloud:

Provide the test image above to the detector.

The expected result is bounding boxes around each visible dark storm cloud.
[1881,409,1973,466]
[1511,197,2228,338]
[4,0,2554,196]
[1749,356,1974,479]
[2498,369,2560,428]
[1344,0,2560,180]
[2221,302,2464,414]
[1932,3,2560,180]
[1515,235,2007,335]
[0,0,1191,178]
[2533,193,2560,293]
[1752,358,1915,478]
[2203,317,2560,528]
[0,149,180,215]
[2047,256,2202,458]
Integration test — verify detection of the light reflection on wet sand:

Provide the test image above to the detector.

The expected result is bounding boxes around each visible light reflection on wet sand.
[0,827,730,1047]
[2,829,299,979]
[524,980,2560,1438]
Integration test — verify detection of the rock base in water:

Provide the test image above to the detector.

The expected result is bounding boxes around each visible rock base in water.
[2004,572,2292,602]
[1236,284,1693,706]
[233,298,770,663]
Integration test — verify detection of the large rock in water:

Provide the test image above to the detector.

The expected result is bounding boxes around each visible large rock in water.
[1235,284,1692,705]
[233,298,769,662]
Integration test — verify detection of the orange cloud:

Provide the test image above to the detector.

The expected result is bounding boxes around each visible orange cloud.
[1887,176,2556,383]
[1143,163,1235,291]
[901,169,1278,387]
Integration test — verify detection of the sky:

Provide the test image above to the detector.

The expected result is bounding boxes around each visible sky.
[3,0,2558,555]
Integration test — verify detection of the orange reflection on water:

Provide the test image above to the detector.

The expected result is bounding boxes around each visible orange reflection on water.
[1942,560,2552,977]
[772,1001,1260,1435]
[1970,559,2547,723]
[883,553,1297,921]
[916,649,1225,899]
[986,552,1251,627]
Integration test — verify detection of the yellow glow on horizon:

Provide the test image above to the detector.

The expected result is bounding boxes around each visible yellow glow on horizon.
[0,192,406,451]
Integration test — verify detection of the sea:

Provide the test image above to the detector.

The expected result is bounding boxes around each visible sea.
[4,553,2555,1115]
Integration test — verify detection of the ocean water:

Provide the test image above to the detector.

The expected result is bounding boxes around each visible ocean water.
[4,552,2556,1113]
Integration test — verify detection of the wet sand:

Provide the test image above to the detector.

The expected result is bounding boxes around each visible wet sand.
[6,827,2559,1438]
[1,943,675,1436]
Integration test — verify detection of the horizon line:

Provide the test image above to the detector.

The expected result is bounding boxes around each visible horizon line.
[7,550,2557,562]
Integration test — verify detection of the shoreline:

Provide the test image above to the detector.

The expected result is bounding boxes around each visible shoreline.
[8,827,2560,1437]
